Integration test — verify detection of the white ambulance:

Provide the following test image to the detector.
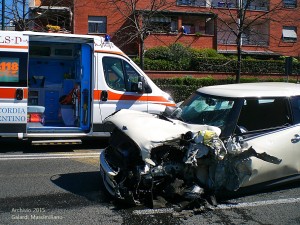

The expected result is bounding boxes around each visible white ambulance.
[0,31,175,144]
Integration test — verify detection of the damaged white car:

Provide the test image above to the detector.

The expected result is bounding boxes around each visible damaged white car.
[100,82,300,208]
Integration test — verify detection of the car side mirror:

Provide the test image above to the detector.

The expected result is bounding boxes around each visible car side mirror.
[137,81,144,93]
[130,77,152,94]
[136,76,146,93]
[138,76,152,94]
[130,77,145,93]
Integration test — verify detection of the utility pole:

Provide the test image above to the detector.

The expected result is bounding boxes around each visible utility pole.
[22,0,26,30]
[236,0,243,83]
[23,0,25,18]
[2,0,5,30]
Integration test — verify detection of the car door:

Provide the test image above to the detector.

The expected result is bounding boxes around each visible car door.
[237,97,300,187]
[290,95,300,172]
[99,56,147,120]
[0,33,28,134]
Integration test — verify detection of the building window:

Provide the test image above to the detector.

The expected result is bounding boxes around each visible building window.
[282,26,297,42]
[177,0,206,7]
[246,0,269,11]
[211,0,236,8]
[88,16,106,34]
[283,0,297,8]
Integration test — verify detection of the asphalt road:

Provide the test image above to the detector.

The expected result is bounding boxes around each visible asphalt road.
[0,139,299,225]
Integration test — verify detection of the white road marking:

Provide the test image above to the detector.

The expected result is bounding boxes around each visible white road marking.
[133,208,174,215]
[132,197,300,215]
[0,152,100,160]
[216,197,300,209]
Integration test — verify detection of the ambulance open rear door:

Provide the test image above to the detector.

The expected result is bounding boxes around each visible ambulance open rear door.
[0,33,29,137]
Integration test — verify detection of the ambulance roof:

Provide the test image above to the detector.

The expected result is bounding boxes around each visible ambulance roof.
[5,30,124,55]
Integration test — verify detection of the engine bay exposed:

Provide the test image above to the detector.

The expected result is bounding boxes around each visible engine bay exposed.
[102,126,282,210]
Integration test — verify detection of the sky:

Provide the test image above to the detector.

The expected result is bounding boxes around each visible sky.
[1,0,28,25]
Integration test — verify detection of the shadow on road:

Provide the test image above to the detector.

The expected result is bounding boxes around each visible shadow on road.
[0,137,109,153]
[50,171,112,204]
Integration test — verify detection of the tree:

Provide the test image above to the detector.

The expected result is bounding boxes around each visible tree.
[210,0,285,83]
[104,0,175,70]
[0,0,25,30]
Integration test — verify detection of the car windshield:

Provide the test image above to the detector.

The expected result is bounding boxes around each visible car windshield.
[174,92,237,130]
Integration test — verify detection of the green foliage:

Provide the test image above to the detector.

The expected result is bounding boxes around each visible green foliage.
[189,48,225,59]
[142,56,300,74]
[241,60,285,74]
[144,46,171,60]
[153,77,299,102]
[142,44,300,74]
[144,43,192,70]
[168,43,191,61]
[279,56,299,63]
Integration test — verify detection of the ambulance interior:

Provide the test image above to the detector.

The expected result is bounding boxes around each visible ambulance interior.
[27,40,92,133]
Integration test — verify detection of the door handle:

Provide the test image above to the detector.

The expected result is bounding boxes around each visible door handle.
[291,134,300,143]
[100,90,108,101]
[16,88,23,100]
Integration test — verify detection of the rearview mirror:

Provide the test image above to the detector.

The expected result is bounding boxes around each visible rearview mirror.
[139,76,152,93]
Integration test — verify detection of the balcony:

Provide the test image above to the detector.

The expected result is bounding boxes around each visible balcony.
[28,6,72,32]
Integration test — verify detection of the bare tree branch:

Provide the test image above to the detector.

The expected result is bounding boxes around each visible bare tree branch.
[3,0,73,31]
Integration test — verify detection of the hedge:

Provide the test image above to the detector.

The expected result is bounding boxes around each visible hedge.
[152,76,295,102]
[135,57,300,75]
[138,44,300,74]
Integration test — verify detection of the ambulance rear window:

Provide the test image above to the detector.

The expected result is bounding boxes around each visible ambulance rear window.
[0,52,27,87]
[0,57,19,82]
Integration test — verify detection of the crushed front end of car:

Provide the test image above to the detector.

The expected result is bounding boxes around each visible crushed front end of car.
[100,109,282,209]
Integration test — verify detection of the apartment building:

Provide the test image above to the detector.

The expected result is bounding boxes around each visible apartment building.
[29,0,300,58]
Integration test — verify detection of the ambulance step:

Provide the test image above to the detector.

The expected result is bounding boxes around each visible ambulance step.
[31,139,82,145]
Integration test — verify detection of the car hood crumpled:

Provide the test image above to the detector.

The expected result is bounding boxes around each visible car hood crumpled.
[104,109,221,161]
[104,109,282,193]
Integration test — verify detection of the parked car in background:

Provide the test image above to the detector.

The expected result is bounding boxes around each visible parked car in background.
[100,82,300,208]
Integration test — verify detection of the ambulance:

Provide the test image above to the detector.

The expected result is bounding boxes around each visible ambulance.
[0,31,175,144]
